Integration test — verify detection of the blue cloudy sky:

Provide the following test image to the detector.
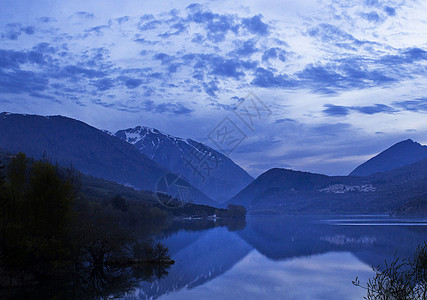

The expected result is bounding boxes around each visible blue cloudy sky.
[1,0,427,176]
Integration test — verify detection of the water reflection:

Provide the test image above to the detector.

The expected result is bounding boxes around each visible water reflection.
[4,260,171,300]
[129,226,252,299]
[128,215,427,299]
[154,251,371,300]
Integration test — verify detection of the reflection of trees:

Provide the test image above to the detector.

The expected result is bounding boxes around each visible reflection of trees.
[2,252,172,299]
[73,258,171,299]
[69,208,174,299]
[354,242,427,299]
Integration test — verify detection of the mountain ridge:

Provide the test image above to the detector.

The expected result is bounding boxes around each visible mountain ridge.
[227,157,427,214]
[115,125,253,203]
[0,112,217,207]
[349,139,427,176]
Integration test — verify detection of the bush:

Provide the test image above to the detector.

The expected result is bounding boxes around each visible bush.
[354,242,427,299]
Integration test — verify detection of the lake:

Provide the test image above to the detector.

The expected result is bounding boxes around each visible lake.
[125,215,427,300]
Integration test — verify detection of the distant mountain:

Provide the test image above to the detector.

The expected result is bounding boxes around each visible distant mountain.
[227,159,427,214]
[350,139,427,176]
[0,113,217,206]
[115,126,253,203]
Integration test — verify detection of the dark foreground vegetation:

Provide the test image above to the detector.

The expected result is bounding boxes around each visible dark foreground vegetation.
[0,152,246,299]
[0,153,174,298]
[354,242,427,299]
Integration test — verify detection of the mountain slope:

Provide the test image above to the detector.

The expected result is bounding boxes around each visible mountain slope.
[227,159,427,214]
[392,193,427,217]
[115,126,253,203]
[350,139,427,176]
[0,113,217,206]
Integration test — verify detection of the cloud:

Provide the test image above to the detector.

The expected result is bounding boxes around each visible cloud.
[29,92,61,103]
[292,58,396,93]
[311,123,353,136]
[251,67,295,88]
[378,48,427,70]
[0,49,28,68]
[230,39,258,57]
[1,23,35,40]
[203,80,219,97]
[32,42,56,54]
[138,18,162,31]
[0,48,51,68]
[84,25,110,37]
[134,38,159,45]
[384,6,396,16]
[352,104,396,114]
[119,77,143,89]
[242,15,269,36]
[360,11,382,23]
[307,23,380,51]
[308,23,355,43]
[183,53,256,80]
[364,0,379,7]
[38,17,56,23]
[275,118,296,123]
[323,104,350,116]
[1,0,426,178]
[298,65,344,89]
[191,33,204,43]
[210,58,246,78]
[394,98,427,112]
[262,48,287,62]
[323,103,397,116]
[115,16,129,24]
[404,48,427,61]
[72,11,94,19]
[141,100,193,115]
[186,4,238,42]
[0,69,48,94]
[91,78,114,91]
[59,65,106,79]
[154,53,172,64]
[158,19,187,37]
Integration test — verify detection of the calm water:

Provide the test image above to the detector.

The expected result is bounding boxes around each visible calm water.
[124,215,427,300]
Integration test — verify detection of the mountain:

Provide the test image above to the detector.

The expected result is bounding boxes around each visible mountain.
[350,139,427,176]
[115,126,253,203]
[0,112,217,206]
[0,146,158,205]
[227,158,427,214]
[392,193,427,217]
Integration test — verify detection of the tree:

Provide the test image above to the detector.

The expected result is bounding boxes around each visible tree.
[226,204,247,218]
[1,153,75,274]
[111,195,128,212]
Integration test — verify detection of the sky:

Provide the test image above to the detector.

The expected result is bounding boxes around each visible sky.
[1,0,427,177]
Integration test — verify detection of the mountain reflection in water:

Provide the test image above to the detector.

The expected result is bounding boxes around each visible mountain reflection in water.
[124,215,427,299]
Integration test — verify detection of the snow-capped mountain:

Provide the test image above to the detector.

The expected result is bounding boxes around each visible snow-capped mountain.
[115,126,254,203]
[0,113,217,207]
